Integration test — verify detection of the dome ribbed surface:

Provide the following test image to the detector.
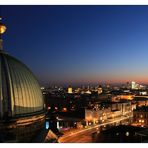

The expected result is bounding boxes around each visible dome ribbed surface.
[0,51,44,118]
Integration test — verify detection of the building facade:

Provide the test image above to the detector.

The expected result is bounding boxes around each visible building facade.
[133,107,148,127]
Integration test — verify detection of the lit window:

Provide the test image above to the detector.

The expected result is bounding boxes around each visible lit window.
[95,120,98,124]
[126,132,129,136]
[48,106,51,110]
[62,107,67,112]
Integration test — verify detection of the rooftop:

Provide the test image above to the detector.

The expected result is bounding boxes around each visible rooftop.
[134,106,148,112]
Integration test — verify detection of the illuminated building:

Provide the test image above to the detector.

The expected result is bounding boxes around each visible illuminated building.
[133,106,148,127]
[85,101,132,126]
[139,91,147,95]
[85,109,101,125]
[131,81,145,90]
[120,95,134,100]
[0,17,45,142]
[75,87,81,93]
[98,85,102,94]
[106,84,110,88]
[134,97,148,107]
[111,94,134,101]
[131,81,136,89]
[111,110,122,118]
[110,101,132,116]
[85,90,91,94]
[68,85,72,94]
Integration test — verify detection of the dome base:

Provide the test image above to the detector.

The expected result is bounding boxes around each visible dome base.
[0,113,45,142]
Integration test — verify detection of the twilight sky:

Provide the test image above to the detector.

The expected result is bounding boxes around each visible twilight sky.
[1,5,148,86]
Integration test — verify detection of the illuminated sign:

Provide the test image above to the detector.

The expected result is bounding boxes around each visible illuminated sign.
[45,121,49,129]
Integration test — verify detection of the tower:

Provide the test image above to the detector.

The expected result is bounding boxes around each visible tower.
[0,16,45,142]
[68,85,73,94]
[0,17,6,50]
[131,81,136,89]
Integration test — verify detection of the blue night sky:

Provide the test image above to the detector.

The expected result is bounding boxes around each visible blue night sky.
[1,5,148,86]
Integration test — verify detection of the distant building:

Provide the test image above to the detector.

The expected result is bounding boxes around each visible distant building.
[120,94,134,100]
[85,90,91,94]
[126,81,131,89]
[134,96,148,107]
[68,85,73,94]
[131,81,137,89]
[131,81,146,90]
[139,91,147,95]
[98,85,103,94]
[111,94,134,101]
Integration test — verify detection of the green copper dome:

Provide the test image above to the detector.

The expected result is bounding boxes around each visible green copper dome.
[0,51,44,118]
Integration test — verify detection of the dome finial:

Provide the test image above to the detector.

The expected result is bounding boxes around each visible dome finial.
[0,16,7,50]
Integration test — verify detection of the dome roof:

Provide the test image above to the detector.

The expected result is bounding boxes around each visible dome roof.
[0,50,44,118]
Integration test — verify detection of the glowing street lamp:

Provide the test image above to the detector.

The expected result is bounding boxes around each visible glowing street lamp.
[0,22,6,34]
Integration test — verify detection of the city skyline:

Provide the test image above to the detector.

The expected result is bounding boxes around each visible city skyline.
[1,5,148,86]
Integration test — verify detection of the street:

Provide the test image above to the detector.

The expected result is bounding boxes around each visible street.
[58,115,132,143]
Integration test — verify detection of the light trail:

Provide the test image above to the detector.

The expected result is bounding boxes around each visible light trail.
[58,115,132,143]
